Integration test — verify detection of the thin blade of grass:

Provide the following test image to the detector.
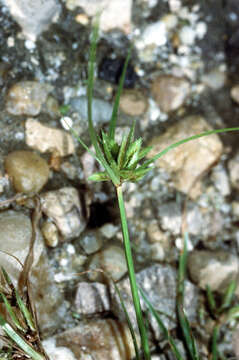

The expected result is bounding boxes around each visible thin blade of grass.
[219,280,236,313]
[144,127,239,168]
[87,17,120,185]
[0,293,25,332]
[206,285,217,314]
[212,325,219,360]
[140,288,184,360]
[117,132,129,169]
[14,290,35,332]
[113,282,140,360]
[0,314,44,360]
[109,46,132,140]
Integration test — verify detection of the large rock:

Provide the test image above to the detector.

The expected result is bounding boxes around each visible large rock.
[65,0,132,33]
[55,319,137,360]
[147,116,223,198]
[5,150,49,194]
[3,0,61,41]
[0,211,43,285]
[188,250,239,295]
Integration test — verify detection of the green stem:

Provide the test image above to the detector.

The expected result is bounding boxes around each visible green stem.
[116,185,151,360]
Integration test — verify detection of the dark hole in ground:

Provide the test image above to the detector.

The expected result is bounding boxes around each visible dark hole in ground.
[88,200,119,228]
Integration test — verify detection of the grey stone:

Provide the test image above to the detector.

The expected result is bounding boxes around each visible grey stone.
[111,264,199,340]
[188,250,239,295]
[75,282,110,315]
[3,0,61,41]
[79,230,103,255]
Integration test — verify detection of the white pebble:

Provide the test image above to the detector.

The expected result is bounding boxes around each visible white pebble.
[142,21,167,47]
[179,26,196,45]
[196,22,207,39]
[60,116,73,130]
[25,39,36,50]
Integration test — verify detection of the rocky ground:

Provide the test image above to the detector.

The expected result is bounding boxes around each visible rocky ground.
[0,0,239,359]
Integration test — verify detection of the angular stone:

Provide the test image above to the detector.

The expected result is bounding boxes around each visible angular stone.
[55,319,137,360]
[0,211,43,286]
[151,75,190,113]
[188,250,239,295]
[65,0,132,33]
[147,116,223,198]
[6,81,53,116]
[75,282,110,315]
[41,187,87,240]
[25,118,75,157]
[5,150,49,194]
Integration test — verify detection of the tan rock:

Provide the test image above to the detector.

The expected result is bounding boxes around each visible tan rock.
[25,118,75,156]
[5,150,49,194]
[147,116,223,198]
[119,89,148,116]
[6,81,52,116]
[151,75,190,113]
[231,84,239,104]
[56,319,138,360]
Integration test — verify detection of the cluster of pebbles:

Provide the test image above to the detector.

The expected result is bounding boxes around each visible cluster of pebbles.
[0,0,239,359]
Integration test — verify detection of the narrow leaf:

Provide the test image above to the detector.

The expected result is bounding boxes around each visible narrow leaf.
[109,46,132,140]
[138,146,153,161]
[117,132,129,169]
[0,293,25,332]
[124,138,142,168]
[88,171,110,182]
[206,285,216,314]
[15,290,35,332]
[144,127,239,167]
[211,325,219,360]
[219,280,236,312]
[0,314,43,360]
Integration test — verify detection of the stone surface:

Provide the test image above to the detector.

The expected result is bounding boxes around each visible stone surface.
[43,338,77,360]
[0,211,43,285]
[55,319,137,360]
[65,0,132,33]
[111,263,199,340]
[41,221,59,247]
[3,0,60,41]
[75,282,110,315]
[228,151,239,190]
[25,118,75,157]
[88,245,127,282]
[147,116,223,198]
[30,253,67,335]
[188,250,239,295]
[79,230,103,255]
[41,187,87,240]
[5,150,49,194]
[119,89,148,116]
[151,75,190,113]
[6,81,53,116]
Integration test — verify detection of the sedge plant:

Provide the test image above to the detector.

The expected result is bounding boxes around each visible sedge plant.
[62,19,239,360]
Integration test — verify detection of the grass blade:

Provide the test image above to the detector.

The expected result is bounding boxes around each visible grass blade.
[219,280,236,313]
[206,285,217,314]
[0,293,25,332]
[0,314,44,360]
[211,325,219,360]
[113,282,140,360]
[145,127,239,167]
[109,46,132,140]
[140,288,184,360]
[15,290,35,332]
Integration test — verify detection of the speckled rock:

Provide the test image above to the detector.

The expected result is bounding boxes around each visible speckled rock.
[6,81,53,116]
[41,187,87,240]
[4,0,60,41]
[65,0,132,33]
[55,319,138,360]
[43,338,77,360]
[0,211,43,285]
[5,150,49,194]
[30,253,68,335]
[119,89,148,116]
[41,221,59,247]
[25,118,75,157]
[79,230,103,255]
[147,116,223,198]
[188,250,239,295]
[88,245,127,282]
[75,282,110,315]
[151,75,190,113]
[111,263,199,340]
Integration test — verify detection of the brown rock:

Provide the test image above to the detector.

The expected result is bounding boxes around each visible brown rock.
[151,75,190,113]
[147,116,223,198]
[56,319,137,360]
[119,89,148,116]
[5,150,49,193]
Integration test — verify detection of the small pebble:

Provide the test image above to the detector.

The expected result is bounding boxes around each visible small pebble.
[5,150,49,194]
